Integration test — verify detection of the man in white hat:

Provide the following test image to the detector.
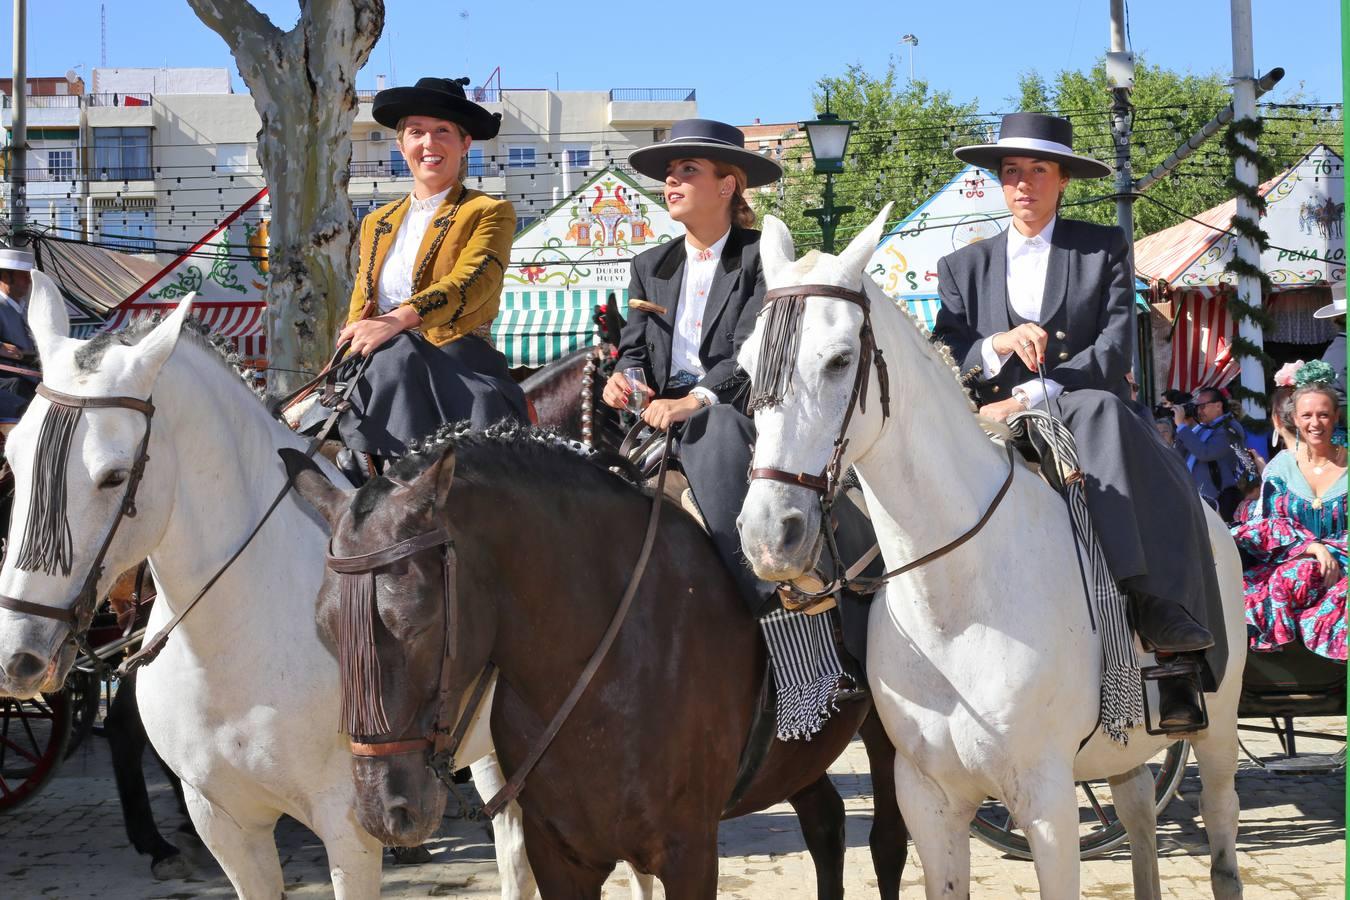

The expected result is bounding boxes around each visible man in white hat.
[0,245,41,422]
[1313,281,1345,395]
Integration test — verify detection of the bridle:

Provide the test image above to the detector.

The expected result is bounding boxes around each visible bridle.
[0,384,154,667]
[747,282,1017,599]
[324,525,495,783]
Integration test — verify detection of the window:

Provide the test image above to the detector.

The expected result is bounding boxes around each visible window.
[508,146,536,169]
[389,148,410,178]
[515,214,538,233]
[93,127,152,180]
[216,143,248,174]
[100,207,156,252]
[53,205,78,236]
[45,149,75,180]
[466,147,487,178]
[564,147,591,171]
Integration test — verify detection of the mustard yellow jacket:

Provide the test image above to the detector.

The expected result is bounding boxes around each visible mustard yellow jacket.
[347,186,515,347]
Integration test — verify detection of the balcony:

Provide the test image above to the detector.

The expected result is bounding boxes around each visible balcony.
[2,92,82,128]
[607,88,696,126]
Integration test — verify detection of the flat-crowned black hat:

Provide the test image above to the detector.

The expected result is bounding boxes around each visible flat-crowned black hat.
[372,76,501,140]
[954,112,1111,179]
[627,118,783,188]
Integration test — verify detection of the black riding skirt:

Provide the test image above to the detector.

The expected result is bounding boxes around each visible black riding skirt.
[336,331,529,456]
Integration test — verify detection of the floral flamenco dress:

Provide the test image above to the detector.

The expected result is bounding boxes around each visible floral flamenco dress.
[1231,451,1347,662]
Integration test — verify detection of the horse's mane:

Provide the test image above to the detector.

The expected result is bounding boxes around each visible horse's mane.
[859,278,978,414]
[74,314,263,395]
[384,419,645,499]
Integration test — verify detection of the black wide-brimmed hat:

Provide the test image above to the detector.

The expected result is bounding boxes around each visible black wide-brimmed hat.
[372,76,501,140]
[628,119,783,188]
[954,112,1111,179]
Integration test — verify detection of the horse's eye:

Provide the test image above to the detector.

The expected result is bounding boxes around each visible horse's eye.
[826,354,852,373]
[99,470,129,489]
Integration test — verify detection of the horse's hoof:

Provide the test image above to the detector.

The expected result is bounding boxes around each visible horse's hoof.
[387,845,433,865]
[151,852,194,881]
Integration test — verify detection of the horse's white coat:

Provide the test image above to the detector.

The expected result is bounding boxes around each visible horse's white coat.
[0,273,536,899]
[738,216,1245,900]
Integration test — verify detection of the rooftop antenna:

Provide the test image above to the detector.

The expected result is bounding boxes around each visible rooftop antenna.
[100,3,107,67]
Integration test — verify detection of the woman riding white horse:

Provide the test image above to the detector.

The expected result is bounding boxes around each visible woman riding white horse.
[736,210,1246,899]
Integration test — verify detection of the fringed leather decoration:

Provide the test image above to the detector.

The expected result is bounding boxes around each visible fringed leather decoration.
[337,571,392,737]
[748,293,807,412]
[16,402,80,576]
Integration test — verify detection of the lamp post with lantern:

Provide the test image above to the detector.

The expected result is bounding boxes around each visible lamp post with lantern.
[800,94,857,254]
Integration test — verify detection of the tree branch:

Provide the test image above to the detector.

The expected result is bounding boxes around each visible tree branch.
[185,0,283,58]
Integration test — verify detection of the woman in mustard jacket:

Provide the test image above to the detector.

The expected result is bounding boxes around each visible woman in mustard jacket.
[335,76,527,476]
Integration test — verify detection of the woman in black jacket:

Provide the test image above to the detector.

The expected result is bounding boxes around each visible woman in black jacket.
[601,119,782,614]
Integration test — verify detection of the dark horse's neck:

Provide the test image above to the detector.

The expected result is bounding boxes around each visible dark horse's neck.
[431,426,760,734]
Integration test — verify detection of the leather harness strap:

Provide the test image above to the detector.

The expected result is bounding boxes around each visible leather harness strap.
[747,467,830,493]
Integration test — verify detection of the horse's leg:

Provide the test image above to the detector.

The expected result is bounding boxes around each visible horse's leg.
[104,670,190,879]
[153,750,201,845]
[650,830,720,900]
[312,810,384,900]
[787,773,846,900]
[859,708,907,900]
[1005,760,1080,900]
[1106,763,1161,900]
[1190,727,1244,899]
[181,783,285,900]
[470,754,537,900]
[891,759,976,900]
[626,864,657,900]
[520,815,611,900]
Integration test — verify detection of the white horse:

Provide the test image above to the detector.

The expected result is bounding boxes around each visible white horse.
[0,276,552,899]
[736,212,1246,899]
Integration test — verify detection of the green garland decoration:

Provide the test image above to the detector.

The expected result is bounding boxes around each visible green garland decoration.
[1221,116,1280,430]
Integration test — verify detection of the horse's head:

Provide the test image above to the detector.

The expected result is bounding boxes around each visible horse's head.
[0,273,194,697]
[284,445,492,847]
[736,207,892,580]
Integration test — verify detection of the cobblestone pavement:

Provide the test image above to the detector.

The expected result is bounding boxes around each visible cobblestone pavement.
[0,718,1342,898]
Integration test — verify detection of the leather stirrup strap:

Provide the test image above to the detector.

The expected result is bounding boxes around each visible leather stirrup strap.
[481,428,675,818]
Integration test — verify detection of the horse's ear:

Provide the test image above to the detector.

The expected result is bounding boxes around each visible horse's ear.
[836,203,893,281]
[280,448,349,528]
[133,292,197,381]
[27,270,75,362]
[408,446,457,512]
[758,215,796,286]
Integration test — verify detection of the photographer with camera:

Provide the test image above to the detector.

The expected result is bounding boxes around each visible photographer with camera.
[1170,386,1258,521]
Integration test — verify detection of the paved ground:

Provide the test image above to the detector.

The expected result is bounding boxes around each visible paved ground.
[0,717,1342,898]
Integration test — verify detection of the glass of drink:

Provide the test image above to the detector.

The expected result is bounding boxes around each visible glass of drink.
[623,367,649,414]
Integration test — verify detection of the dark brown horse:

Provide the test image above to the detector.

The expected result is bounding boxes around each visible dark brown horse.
[283,423,907,899]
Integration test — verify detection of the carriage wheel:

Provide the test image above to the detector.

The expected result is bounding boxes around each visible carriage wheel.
[968,740,1190,861]
[0,688,73,812]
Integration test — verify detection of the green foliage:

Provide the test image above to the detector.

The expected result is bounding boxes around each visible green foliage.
[750,62,982,251]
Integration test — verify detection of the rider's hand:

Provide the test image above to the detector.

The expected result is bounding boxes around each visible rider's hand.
[978,397,1025,424]
[1305,542,1343,585]
[642,395,703,431]
[337,305,421,356]
[991,324,1048,372]
[602,370,646,410]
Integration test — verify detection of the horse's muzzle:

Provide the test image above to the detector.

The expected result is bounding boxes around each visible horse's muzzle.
[738,480,822,581]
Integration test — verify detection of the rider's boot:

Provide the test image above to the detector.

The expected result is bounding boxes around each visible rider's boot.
[1128,592,1214,653]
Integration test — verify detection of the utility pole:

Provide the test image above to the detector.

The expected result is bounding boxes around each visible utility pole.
[10,0,27,246]
[1107,0,1138,384]
[1230,0,1265,421]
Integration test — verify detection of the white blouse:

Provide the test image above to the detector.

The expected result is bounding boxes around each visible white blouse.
[376,185,455,313]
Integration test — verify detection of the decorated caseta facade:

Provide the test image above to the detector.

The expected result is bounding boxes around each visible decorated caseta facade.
[493,167,681,367]
[865,165,1010,330]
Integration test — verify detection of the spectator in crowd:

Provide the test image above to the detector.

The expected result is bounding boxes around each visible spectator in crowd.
[1313,284,1345,397]
[1172,387,1254,520]
[0,246,41,430]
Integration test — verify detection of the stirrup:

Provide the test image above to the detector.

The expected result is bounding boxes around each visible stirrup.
[1140,655,1209,736]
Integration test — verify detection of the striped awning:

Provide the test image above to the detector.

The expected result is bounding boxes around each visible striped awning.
[101,301,267,359]
[900,296,941,332]
[1167,289,1239,393]
[493,288,615,368]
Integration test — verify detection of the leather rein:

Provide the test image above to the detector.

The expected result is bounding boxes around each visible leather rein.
[747,282,1017,598]
[0,345,368,675]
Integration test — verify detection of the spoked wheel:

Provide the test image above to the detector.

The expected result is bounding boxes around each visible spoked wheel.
[0,689,73,812]
[969,740,1190,861]
[63,670,104,759]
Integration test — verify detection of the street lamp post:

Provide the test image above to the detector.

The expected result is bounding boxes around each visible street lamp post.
[801,95,857,254]
[900,33,919,82]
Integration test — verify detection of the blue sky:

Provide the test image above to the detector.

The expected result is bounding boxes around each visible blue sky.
[0,1,1341,123]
